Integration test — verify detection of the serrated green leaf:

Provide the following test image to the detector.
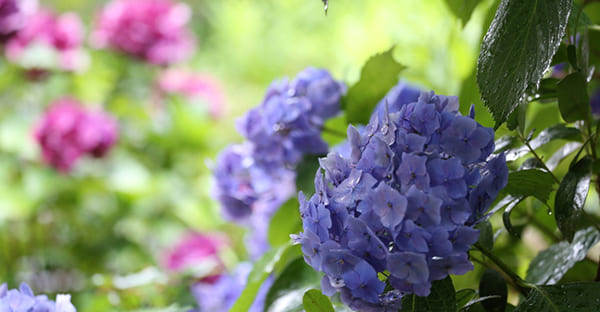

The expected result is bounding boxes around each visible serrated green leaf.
[504,169,555,203]
[505,125,581,161]
[479,269,507,312]
[476,220,494,251]
[555,156,592,242]
[526,227,600,285]
[456,289,477,310]
[444,0,481,26]
[264,257,322,312]
[477,0,571,127]
[399,276,455,312]
[557,72,590,122]
[343,47,406,125]
[268,198,302,247]
[514,282,600,312]
[303,289,334,312]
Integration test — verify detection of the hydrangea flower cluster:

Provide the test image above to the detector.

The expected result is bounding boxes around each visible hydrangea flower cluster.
[5,8,87,71]
[0,0,36,42]
[92,0,194,65]
[214,68,345,258]
[163,232,227,282]
[191,262,272,312]
[34,98,118,172]
[0,282,76,312]
[157,69,226,119]
[294,88,507,311]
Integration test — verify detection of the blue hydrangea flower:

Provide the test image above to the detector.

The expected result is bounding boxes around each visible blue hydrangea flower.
[295,91,507,311]
[0,282,77,312]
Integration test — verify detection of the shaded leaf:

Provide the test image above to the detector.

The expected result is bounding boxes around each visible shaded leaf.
[476,220,494,251]
[555,157,592,242]
[505,125,581,162]
[265,257,322,312]
[400,276,455,312]
[504,169,555,203]
[477,0,571,127]
[526,227,600,285]
[342,47,406,124]
[444,0,480,26]
[514,282,600,312]
[303,289,334,312]
[499,195,526,237]
[479,269,507,312]
[296,155,321,194]
[557,72,590,122]
[456,289,477,310]
[268,198,302,247]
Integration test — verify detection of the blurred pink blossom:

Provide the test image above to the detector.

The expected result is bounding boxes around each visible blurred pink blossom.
[0,0,37,42]
[34,98,118,172]
[4,8,87,71]
[158,69,227,118]
[164,232,228,281]
[92,0,195,65]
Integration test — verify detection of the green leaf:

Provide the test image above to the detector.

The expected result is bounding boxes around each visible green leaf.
[264,257,322,312]
[476,220,494,251]
[503,169,556,203]
[295,155,321,194]
[456,289,477,310]
[554,156,592,242]
[268,198,302,247]
[514,282,600,312]
[505,125,581,162]
[444,0,481,26]
[302,289,334,312]
[500,195,526,237]
[342,47,406,124]
[399,276,455,312]
[322,114,349,146]
[557,72,590,122]
[479,269,507,312]
[526,227,600,285]
[477,0,571,127]
[230,243,297,312]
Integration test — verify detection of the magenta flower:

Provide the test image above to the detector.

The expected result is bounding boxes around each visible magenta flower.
[0,0,37,42]
[34,98,118,172]
[92,0,194,65]
[163,232,228,280]
[158,69,227,118]
[4,8,87,71]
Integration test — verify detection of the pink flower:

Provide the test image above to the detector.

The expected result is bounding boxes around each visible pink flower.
[158,69,227,118]
[0,0,37,42]
[92,0,194,65]
[164,232,227,280]
[5,8,87,71]
[34,98,118,172]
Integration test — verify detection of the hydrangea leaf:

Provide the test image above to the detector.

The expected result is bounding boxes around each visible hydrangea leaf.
[555,157,592,242]
[499,195,526,237]
[444,0,480,26]
[399,276,455,312]
[479,269,507,312]
[476,220,494,251]
[268,198,302,247]
[503,169,556,203]
[557,72,590,122]
[505,125,581,162]
[477,0,571,127]
[526,227,600,285]
[455,289,477,311]
[296,155,322,194]
[264,257,322,312]
[513,282,600,312]
[342,47,406,125]
[302,289,334,312]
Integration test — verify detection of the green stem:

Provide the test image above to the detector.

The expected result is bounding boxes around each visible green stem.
[518,133,560,184]
[474,243,531,297]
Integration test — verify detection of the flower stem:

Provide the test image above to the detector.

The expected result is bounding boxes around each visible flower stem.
[473,242,531,297]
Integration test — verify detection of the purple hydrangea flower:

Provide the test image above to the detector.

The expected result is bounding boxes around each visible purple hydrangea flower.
[295,91,507,311]
[591,88,600,118]
[0,282,77,312]
[34,98,118,172]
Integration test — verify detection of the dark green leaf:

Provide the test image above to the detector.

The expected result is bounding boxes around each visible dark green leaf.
[477,0,571,127]
[537,78,559,97]
[230,243,297,312]
[342,47,406,124]
[526,227,600,285]
[476,220,494,251]
[456,289,477,310]
[399,276,455,312]
[504,169,555,203]
[551,44,568,66]
[557,72,590,122]
[479,269,507,312]
[501,196,526,237]
[505,125,581,162]
[567,45,578,70]
[303,289,334,312]
[268,198,302,247]
[555,156,592,242]
[444,0,480,26]
[265,257,322,312]
[295,155,321,194]
[514,282,600,312]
